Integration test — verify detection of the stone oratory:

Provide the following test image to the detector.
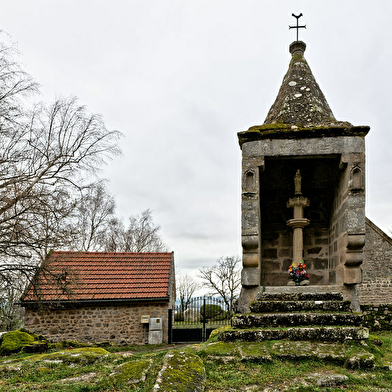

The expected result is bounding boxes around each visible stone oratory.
[237,39,370,313]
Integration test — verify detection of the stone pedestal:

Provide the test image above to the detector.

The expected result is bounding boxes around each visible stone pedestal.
[287,195,310,264]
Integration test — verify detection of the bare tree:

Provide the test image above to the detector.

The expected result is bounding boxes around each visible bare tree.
[104,209,167,252]
[0,270,27,331]
[0,33,121,294]
[198,256,241,313]
[0,31,38,133]
[176,273,200,313]
[0,97,121,261]
[103,217,126,252]
[72,182,116,251]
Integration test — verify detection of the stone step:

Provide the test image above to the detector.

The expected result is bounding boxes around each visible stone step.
[220,326,369,343]
[200,340,375,369]
[254,292,344,302]
[250,300,351,313]
[232,312,363,328]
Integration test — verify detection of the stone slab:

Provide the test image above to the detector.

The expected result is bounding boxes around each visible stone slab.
[220,326,369,342]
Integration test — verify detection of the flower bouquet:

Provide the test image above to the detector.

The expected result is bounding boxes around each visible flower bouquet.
[288,261,309,285]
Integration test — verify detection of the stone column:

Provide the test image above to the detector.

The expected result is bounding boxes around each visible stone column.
[237,155,264,313]
[287,170,309,264]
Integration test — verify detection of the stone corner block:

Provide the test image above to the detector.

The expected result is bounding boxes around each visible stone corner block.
[241,268,260,287]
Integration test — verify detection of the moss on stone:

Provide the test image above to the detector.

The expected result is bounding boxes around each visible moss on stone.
[238,124,370,147]
[207,325,232,341]
[109,358,152,384]
[25,347,112,364]
[201,341,237,357]
[153,350,205,392]
[270,341,346,363]
[345,351,376,369]
[237,342,271,362]
[0,329,40,356]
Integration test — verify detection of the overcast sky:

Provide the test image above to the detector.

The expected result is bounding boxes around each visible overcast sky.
[2,1,392,279]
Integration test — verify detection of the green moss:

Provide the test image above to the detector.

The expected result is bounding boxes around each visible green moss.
[109,358,151,384]
[248,123,290,131]
[0,330,36,355]
[201,342,237,357]
[208,325,232,341]
[156,350,206,392]
[291,53,304,62]
[238,124,369,146]
[237,342,271,362]
[25,347,112,364]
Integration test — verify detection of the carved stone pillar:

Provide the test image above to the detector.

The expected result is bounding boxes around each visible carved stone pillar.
[240,156,264,286]
[237,155,264,312]
[287,171,309,264]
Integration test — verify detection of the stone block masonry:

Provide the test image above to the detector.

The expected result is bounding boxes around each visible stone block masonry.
[359,219,392,305]
[361,304,392,331]
[24,302,170,345]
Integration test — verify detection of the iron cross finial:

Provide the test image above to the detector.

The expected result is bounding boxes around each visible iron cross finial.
[289,13,306,41]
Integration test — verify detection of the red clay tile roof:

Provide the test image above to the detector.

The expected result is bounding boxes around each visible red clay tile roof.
[22,251,173,303]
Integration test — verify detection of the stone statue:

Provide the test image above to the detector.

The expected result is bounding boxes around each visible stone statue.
[294,170,302,195]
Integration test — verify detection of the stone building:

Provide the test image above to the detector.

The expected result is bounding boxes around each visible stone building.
[361,219,392,304]
[21,251,175,345]
[237,40,392,312]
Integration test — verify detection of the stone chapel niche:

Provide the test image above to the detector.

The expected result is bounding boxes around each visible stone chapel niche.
[350,166,363,190]
[245,171,255,191]
[260,156,341,286]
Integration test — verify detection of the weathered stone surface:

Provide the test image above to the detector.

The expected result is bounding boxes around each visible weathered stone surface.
[237,342,271,362]
[109,359,152,385]
[242,137,365,158]
[202,341,237,357]
[303,372,349,387]
[254,291,344,302]
[264,41,340,127]
[345,351,376,369]
[242,268,260,286]
[250,299,351,313]
[59,372,97,384]
[271,341,345,362]
[24,302,170,345]
[220,326,369,343]
[25,347,112,364]
[361,304,392,331]
[202,339,375,369]
[360,219,392,305]
[153,350,206,392]
[232,312,363,328]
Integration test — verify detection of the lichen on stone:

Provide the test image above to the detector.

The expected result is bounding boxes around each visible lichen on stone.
[24,347,112,364]
[153,350,206,392]
[109,358,152,384]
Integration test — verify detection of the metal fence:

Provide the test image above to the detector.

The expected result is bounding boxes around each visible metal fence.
[170,296,232,343]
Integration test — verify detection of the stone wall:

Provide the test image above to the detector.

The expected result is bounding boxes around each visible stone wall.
[238,136,367,312]
[361,304,392,331]
[24,302,170,345]
[359,219,392,304]
[329,162,348,284]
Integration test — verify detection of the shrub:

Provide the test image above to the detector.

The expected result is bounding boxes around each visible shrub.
[200,304,226,322]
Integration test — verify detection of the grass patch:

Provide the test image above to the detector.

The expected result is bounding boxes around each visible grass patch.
[0,332,391,391]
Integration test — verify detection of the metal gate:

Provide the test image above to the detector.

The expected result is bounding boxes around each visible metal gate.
[169,296,232,343]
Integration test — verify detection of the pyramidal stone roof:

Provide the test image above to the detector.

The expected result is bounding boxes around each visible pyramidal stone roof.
[264,41,348,127]
[237,41,369,147]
